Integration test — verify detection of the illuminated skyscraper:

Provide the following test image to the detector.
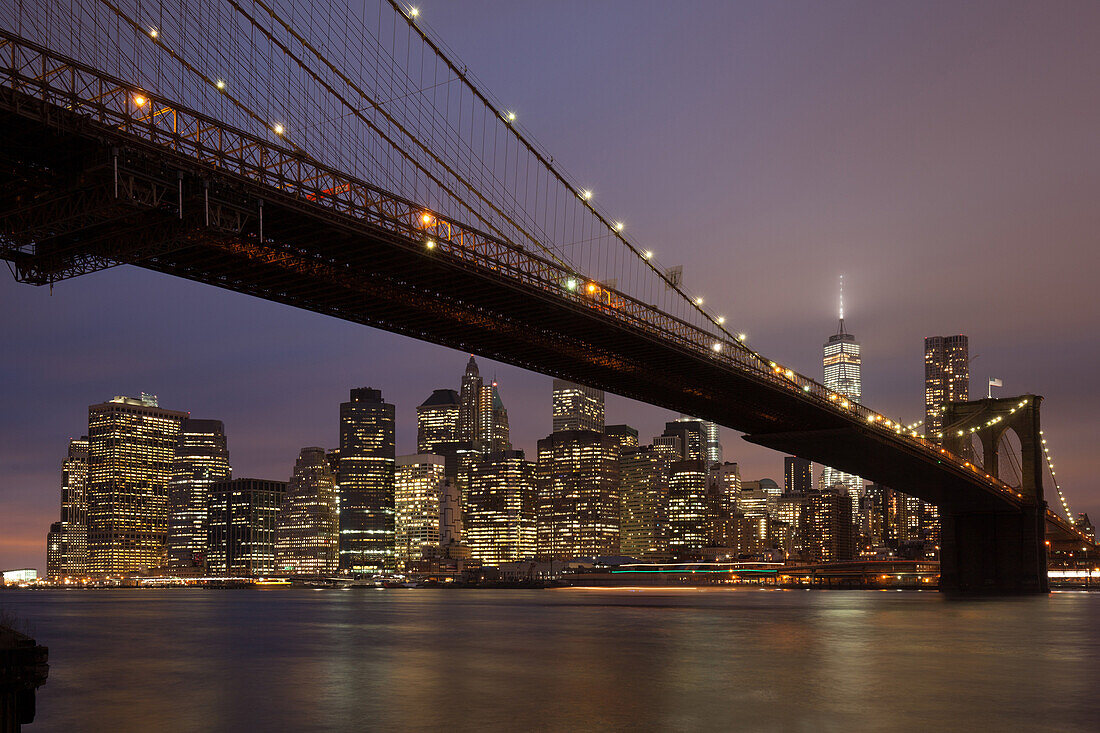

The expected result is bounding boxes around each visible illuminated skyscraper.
[784,456,813,495]
[536,430,620,559]
[677,415,722,464]
[275,447,339,575]
[476,381,511,453]
[394,454,445,568]
[822,278,863,516]
[47,437,89,578]
[668,460,710,559]
[605,424,640,453]
[416,389,460,453]
[86,394,187,575]
[618,446,671,561]
[660,420,707,461]
[338,387,396,573]
[456,357,510,453]
[924,335,969,439]
[465,450,538,565]
[167,419,231,569]
[552,380,605,433]
[802,489,856,563]
[206,478,286,576]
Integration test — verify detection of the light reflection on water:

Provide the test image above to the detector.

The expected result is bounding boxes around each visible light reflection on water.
[2,588,1098,732]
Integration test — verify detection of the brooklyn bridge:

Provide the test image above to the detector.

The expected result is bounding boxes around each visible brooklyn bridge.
[0,0,1092,593]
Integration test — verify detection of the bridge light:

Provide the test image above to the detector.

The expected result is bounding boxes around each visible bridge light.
[216,80,226,90]
[694,296,704,305]
[273,123,285,135]
[505,111,516,122]
[581,189,593,201]
[712,342,723,352]
[425,239,435,249]
[643,250,653,259]
[409,6,420,18]
[586,282,598,293]
[133,94,148,107]
[614,221,624,232]
[420,212,435,226]
[738,333,747,342]
[802,385,811,392]
[565,278,577,291]
[149,27,158,38]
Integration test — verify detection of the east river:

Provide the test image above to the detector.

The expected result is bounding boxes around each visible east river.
[2,588,1098,732]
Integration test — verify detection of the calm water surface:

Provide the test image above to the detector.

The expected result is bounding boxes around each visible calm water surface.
[2,588,1098,732]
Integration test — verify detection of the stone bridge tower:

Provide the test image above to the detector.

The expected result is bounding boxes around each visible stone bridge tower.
[940,395,1048,593]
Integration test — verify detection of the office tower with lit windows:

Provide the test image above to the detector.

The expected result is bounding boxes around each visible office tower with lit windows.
[802,489,856,563]
[619,445,671,561]
[206,478,286,576]
[667,460,710,559]
[275,447,339,575]
[536,430,620,559]
[464,450,538,565]
[659,420,707,462]
[677,415,722,464]
[776,493,807,558]
[822,279,863,519]
[338,387,396,572]
[605,424,639,453]
[924,335,969,439]
[476,380,511,453]
[46,523,63,579]
[456,357,510,454]
[784,456,813,495]
[457,356,483,443]
[394,454,445,567]
[416,389,461,453]
[711,462,742,502]
[552,380,605,433]
[737,484,772,553]
[167,419,231,569]
[86,394,188,575]
[47,437,90,578]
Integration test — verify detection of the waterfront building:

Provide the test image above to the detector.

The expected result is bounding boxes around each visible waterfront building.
[737,485,772,552]
[660,420,707,462]
[416,389,461,453]
[924,334,969,439]
[821,280,863,521]
[619,446,671,561]
[465,450,538,565]
[605,424,640,453]
[776,493,807,558]
[802,489,856,563]
[45,522,63,579]
[167,419,231,569]
[46,437,89,578]
[86,394,188,575]
[667,460,710,559]
[784,456,813,495]
[536,429,620,559]
[394,454,445,567]
[337,387,396,573]
[552,380,605,433]
[206,478,286,576]
[275,447,339,575]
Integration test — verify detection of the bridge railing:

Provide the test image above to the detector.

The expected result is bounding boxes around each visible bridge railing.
[0,30,1036,509]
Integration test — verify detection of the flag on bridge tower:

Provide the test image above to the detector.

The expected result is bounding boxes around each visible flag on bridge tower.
[987,377,1003,398]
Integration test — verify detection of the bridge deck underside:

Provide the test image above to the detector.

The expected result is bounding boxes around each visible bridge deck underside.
[0,96,1030,520]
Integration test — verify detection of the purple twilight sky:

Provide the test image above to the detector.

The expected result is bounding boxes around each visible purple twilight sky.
[3,0,1100,571]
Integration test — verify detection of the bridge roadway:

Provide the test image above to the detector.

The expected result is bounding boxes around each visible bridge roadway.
[0,32,1088,591]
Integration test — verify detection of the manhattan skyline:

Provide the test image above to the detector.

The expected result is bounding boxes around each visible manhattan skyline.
[4,0,1100,573]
